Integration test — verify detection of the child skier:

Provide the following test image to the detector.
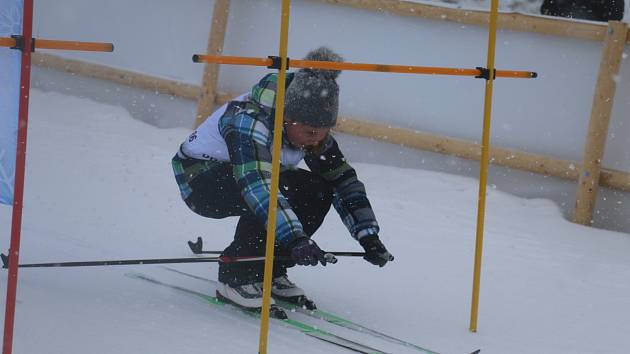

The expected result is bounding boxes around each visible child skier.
[172,47,393,312]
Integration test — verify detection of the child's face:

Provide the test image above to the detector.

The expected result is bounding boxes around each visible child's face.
[284,120,330,150]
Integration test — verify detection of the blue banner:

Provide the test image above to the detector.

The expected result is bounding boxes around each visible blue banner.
[0,0,23,205]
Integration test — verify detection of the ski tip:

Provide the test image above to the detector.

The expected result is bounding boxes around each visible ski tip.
[1,253,8,269]
[470,350,481,354]
[187,237,203,254]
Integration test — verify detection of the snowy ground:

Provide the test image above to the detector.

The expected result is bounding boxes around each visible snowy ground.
[1,89,630,354]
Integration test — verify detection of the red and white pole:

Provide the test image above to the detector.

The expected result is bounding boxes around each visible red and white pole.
[3,0,34,353]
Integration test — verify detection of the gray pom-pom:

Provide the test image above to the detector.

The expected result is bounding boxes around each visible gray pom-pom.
[302,46,343,80]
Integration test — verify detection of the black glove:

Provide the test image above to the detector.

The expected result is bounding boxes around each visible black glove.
[359,235,394,267]
[288,237,327,266]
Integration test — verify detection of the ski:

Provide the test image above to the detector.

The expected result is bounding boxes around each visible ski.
[126,272,390,354]
[161,266,440,354]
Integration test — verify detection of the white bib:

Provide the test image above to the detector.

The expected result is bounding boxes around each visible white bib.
[181,93,304,167]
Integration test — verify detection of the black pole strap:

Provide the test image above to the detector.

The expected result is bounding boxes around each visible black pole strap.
[267,55,290,70]
[475,66,496,80]
[10,35,35,52]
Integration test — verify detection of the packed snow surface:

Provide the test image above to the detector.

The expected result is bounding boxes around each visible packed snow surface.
[1,90,629,353]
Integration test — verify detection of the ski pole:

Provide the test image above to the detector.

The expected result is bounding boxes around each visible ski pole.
[187,237,363,258]
[0,253,223,268]
[0,253,298,269]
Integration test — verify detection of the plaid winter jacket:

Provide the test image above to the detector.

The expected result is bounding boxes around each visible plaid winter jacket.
[175,73,379,245]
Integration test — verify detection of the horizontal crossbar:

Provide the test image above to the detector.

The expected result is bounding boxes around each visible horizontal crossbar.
[192,54,537,79]
[0,36,114,52]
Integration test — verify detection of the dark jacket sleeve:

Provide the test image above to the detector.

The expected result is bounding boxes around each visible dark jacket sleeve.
[305,136,380,240]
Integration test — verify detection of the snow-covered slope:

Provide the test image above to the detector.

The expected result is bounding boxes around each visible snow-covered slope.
[1,90,629,353]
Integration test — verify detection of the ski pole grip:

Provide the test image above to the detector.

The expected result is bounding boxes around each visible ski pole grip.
[188,237,204,254]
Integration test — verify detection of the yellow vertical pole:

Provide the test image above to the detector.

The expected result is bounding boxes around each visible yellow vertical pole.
[469,0,499,333]
[258,0,291,353]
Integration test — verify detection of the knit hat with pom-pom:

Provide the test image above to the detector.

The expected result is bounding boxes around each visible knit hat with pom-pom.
[284,47,343,128]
